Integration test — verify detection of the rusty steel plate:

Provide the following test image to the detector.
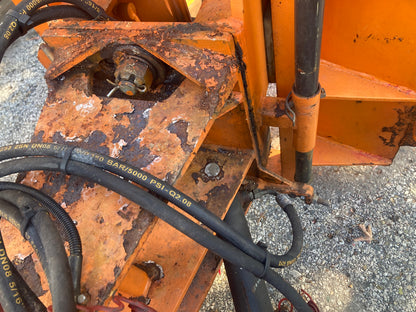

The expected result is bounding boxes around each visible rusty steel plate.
[0,28,240,306]
[133,145,254,311]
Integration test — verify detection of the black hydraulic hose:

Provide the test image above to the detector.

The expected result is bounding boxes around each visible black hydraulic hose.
[0,143,303,268]
[8,260,47,312]
[72,149,304,268]
[254,190,304,266]
[223,192,274,312]
[0,156,312,312]
[0,182,81,256]
[0,230,47,312]
[0,192,76,312]
[0,182,82,296]
[0,232,27,312]
[27,5,92,29]
[0,0,111,62]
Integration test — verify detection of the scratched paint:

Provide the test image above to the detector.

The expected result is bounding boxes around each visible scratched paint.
[0,16,245,307]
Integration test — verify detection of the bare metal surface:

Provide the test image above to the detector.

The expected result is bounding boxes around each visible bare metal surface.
[0,31,415,312]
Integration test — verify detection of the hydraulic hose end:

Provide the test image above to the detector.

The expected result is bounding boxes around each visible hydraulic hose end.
[69,254,82,297]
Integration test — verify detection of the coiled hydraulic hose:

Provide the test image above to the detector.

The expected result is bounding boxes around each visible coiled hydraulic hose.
[253,189,304,266]
[0,143,303,268]
[0,191,76,312]
[0,152,312,312]
[0,182,82,296]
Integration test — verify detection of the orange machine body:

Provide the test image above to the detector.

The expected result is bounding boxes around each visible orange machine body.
[2,0,415,310]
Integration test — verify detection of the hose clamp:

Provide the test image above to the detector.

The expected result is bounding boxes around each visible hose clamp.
[19,205,47,238]
[6,10,31,33]
[257,241,271,279]
[60,146,76,174]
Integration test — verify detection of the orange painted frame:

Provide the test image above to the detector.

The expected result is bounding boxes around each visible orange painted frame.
[3,0,416,310]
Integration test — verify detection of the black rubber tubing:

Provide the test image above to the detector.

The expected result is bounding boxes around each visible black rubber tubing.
[27,5,92,29]
[0,156,312,312]
[0,244,47,312]
[0,0,111,62]
[0,143,303,268]
[0,182,81,256]
[0,231,28,312]
[254,190,304,266]
[0,182,82,296]
[0,226,47,312]
[0,192,76,312]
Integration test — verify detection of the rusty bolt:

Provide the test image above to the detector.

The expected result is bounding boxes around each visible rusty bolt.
[77,293,89,304]
[204,162,221,177]
[136,261,164,282]
[113,53,154,96]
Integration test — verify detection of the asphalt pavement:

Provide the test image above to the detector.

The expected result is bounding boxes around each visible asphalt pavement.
[0,30,415,312]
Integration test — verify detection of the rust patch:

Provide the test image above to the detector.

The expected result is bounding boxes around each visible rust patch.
[165,23,213,35]
[167,120,192,153]
[4,19,242,308]
[31,130,45,143]
[38,171,94,207]
[123,209,155,260]
[117,204,134,221]
[204,184,231,217]
[38,172,67,202]
[14,254,47,297]
[399,106,416,146]
[111,105,152,144]
[379,105,416,147]
[164,172,175,185]
[116,142,158,170]
[42,21,239,114]
[191,172,200,184]
[274,102,287,118]
[62,176,88,206]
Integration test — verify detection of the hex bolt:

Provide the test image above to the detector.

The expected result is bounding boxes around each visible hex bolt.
[204,162,221,177]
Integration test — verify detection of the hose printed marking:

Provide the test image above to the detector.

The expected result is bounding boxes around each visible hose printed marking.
[82,0,101,13]
[0,146,13,152]
[278,252,301,267]
[3,21,17,40]
[0,240,24,305]
[8,144,194,209]
[26,0,45,11]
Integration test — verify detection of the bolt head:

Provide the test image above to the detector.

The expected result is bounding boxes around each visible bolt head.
[113,53,154,95]
[77,294,88,304]
[204,162,221,177]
